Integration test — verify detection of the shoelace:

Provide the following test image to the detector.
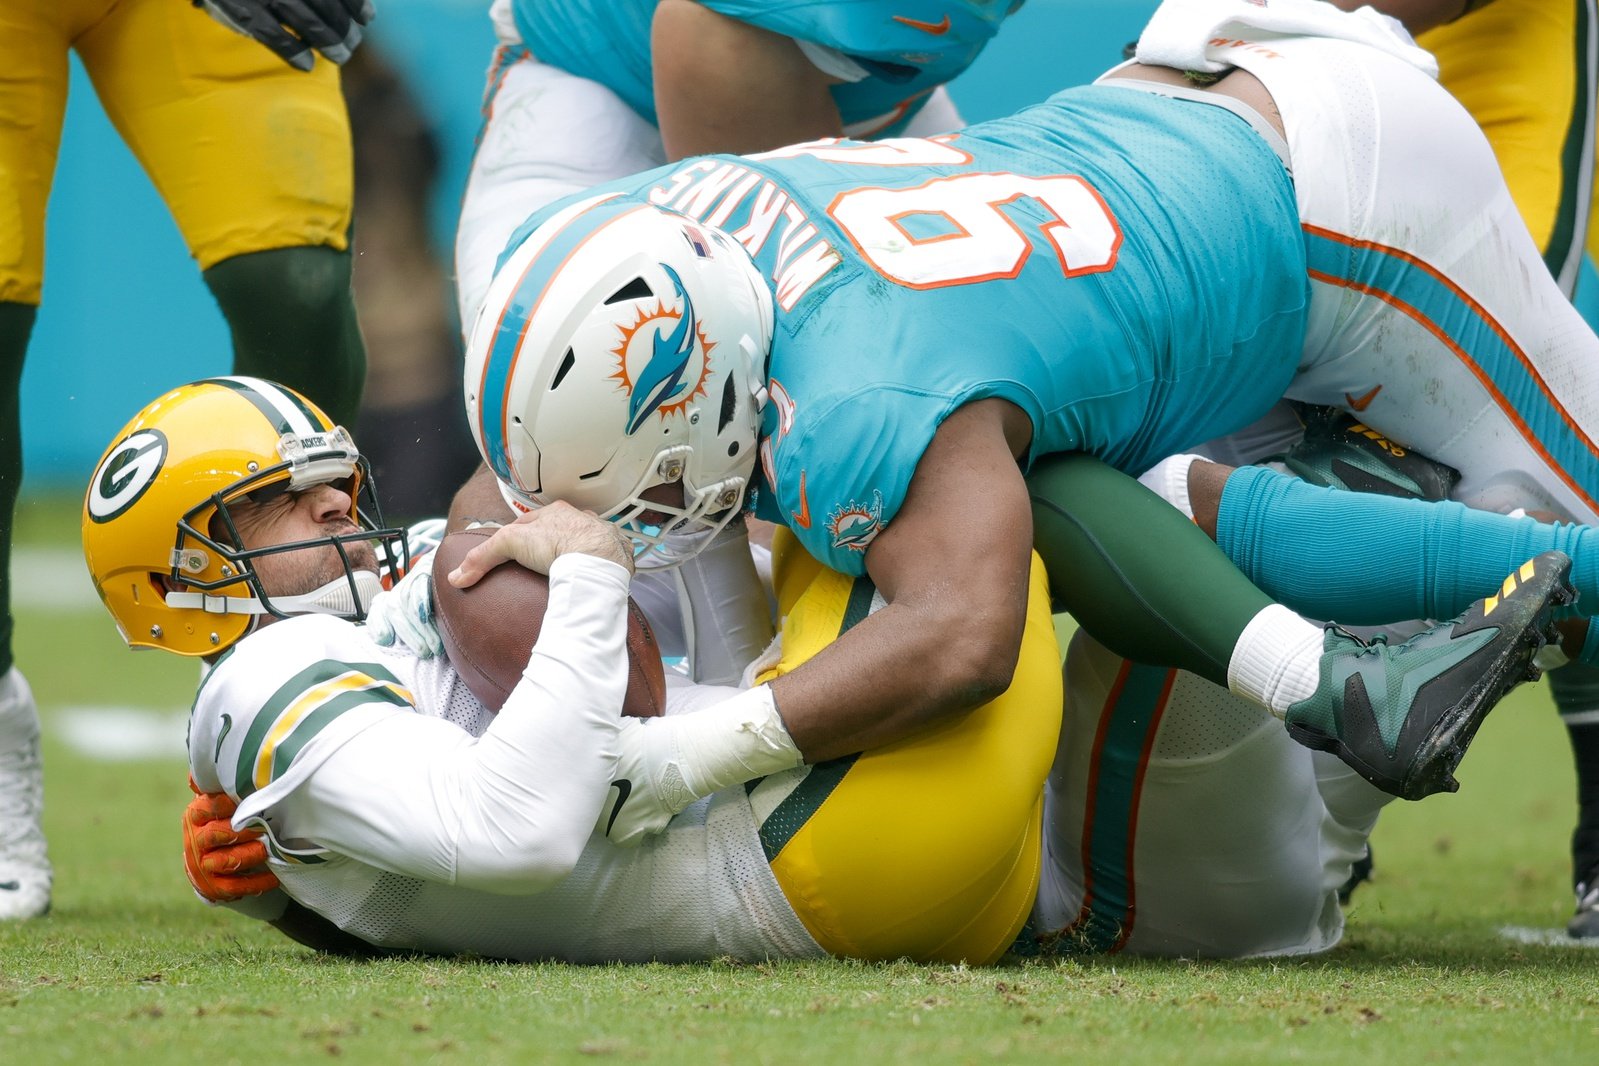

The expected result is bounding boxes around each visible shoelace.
[1326,623,1388,656]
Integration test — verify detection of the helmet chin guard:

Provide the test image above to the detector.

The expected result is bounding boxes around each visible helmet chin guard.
[465,193,773,569]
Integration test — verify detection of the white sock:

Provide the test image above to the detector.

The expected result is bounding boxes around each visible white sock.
[1226,604,1327,718]
[1136,453,1205,520]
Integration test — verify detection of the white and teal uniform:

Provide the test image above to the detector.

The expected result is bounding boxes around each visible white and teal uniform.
[455,0,1006,326]
[508,0,1019,134]
[491,15,1599,578]
[187,555,822,963]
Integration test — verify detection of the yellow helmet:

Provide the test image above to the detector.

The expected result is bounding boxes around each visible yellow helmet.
[81,377,406,656]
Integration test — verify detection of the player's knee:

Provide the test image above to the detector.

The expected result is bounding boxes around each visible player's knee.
[204,245,354,324]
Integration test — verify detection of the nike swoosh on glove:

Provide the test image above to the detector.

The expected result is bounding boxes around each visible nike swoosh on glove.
[594,717,697,847]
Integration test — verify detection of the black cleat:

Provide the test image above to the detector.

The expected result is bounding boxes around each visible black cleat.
[1279,406,1461,501]
[1570,871,1599,940]
[1285,551,1574,800]
[1337,844,1375,906]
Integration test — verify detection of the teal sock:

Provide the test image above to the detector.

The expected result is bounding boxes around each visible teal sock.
[1217,465,1599,627]
[0,302,37,677]
[203,245,366,427]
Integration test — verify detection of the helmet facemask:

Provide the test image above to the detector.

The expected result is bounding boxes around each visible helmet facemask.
[467,197,773,570]
[163,428,408,625]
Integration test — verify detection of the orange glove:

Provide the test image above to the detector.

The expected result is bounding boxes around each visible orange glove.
[183,777,279,902]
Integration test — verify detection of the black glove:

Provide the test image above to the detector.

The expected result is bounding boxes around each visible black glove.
[194,0,375,72]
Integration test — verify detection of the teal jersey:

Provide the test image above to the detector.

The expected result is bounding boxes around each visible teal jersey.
[510,0,1017,135]
[499,86,1309,574]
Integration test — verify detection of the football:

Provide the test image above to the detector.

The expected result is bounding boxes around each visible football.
[429,527,667,717]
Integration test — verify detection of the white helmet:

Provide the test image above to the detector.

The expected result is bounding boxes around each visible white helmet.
[464,193,773,568]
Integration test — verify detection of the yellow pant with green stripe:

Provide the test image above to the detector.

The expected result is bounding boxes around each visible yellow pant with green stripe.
[1422,0,1598,294]
[752,530,1062,964]
[0,0,352,304]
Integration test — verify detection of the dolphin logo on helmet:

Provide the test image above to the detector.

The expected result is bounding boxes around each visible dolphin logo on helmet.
[626,265,698,435]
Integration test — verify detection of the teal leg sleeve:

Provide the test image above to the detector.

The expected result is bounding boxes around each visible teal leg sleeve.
[1027,453,1272,688]
[202,245,366,427]
[1218,465,1599,627]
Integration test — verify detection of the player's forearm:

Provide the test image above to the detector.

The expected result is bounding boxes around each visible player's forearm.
[768,589,1025,762]
[284,556,632,893]
[670,518,775,686]
[453,554,634,887]
[448,463,515,531]
[652,0,842,159]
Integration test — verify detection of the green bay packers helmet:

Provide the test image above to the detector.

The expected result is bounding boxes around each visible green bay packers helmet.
[82,377,406,656]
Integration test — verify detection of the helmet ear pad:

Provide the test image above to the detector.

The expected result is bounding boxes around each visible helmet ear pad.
[465,198,773,568]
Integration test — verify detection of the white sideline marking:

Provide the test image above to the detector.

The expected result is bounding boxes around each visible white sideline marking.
[54,707,188,761]
[1497,925,1599,949]
[13,547,101,612]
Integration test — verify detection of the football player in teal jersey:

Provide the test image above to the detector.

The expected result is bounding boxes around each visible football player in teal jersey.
[456,0,1025,329]
[461,4,1599,834]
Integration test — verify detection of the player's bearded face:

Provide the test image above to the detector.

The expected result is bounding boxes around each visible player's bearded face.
[222,481,379,596]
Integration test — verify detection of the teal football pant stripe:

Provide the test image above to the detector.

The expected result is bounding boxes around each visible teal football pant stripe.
[1303,225,1599,515]
[1052,660,1174,955]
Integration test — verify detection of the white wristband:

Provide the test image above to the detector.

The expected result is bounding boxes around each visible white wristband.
[655,684,804,810]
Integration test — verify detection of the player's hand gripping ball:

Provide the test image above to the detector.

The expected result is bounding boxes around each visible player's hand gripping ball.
[431,526,666,717]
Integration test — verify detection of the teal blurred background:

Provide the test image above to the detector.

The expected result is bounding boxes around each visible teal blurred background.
[20,0,1159,488]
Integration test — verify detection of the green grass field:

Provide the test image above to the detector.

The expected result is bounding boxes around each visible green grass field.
[3,491,1595,1064]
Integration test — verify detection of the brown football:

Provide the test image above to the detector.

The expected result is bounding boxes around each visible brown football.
[430,527,667,717]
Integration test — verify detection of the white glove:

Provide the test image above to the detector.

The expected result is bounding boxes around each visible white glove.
[595,717,692,847]
[364,551,442,658]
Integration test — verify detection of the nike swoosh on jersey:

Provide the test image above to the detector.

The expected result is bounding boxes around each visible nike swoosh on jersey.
[791,470,812,529]
[604,778,633,837]
[214,713,233,763]
[1345,385,1383,412]
[893,13,952,35]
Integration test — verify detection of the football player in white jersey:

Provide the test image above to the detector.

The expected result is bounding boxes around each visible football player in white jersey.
[89,376,1067,963]
[156,378,1599,961]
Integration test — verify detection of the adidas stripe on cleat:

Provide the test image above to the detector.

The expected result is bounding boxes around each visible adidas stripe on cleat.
[1285,551,1574,801]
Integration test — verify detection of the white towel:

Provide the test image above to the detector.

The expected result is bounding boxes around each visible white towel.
[1134,0,1438,79]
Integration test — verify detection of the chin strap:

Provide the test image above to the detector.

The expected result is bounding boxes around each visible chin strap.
[165,571,383,619]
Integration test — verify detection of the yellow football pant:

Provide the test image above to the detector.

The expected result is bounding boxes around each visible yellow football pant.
[0,0,352,304]
[1423,0,1598,293]
[756,531,1062,964]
